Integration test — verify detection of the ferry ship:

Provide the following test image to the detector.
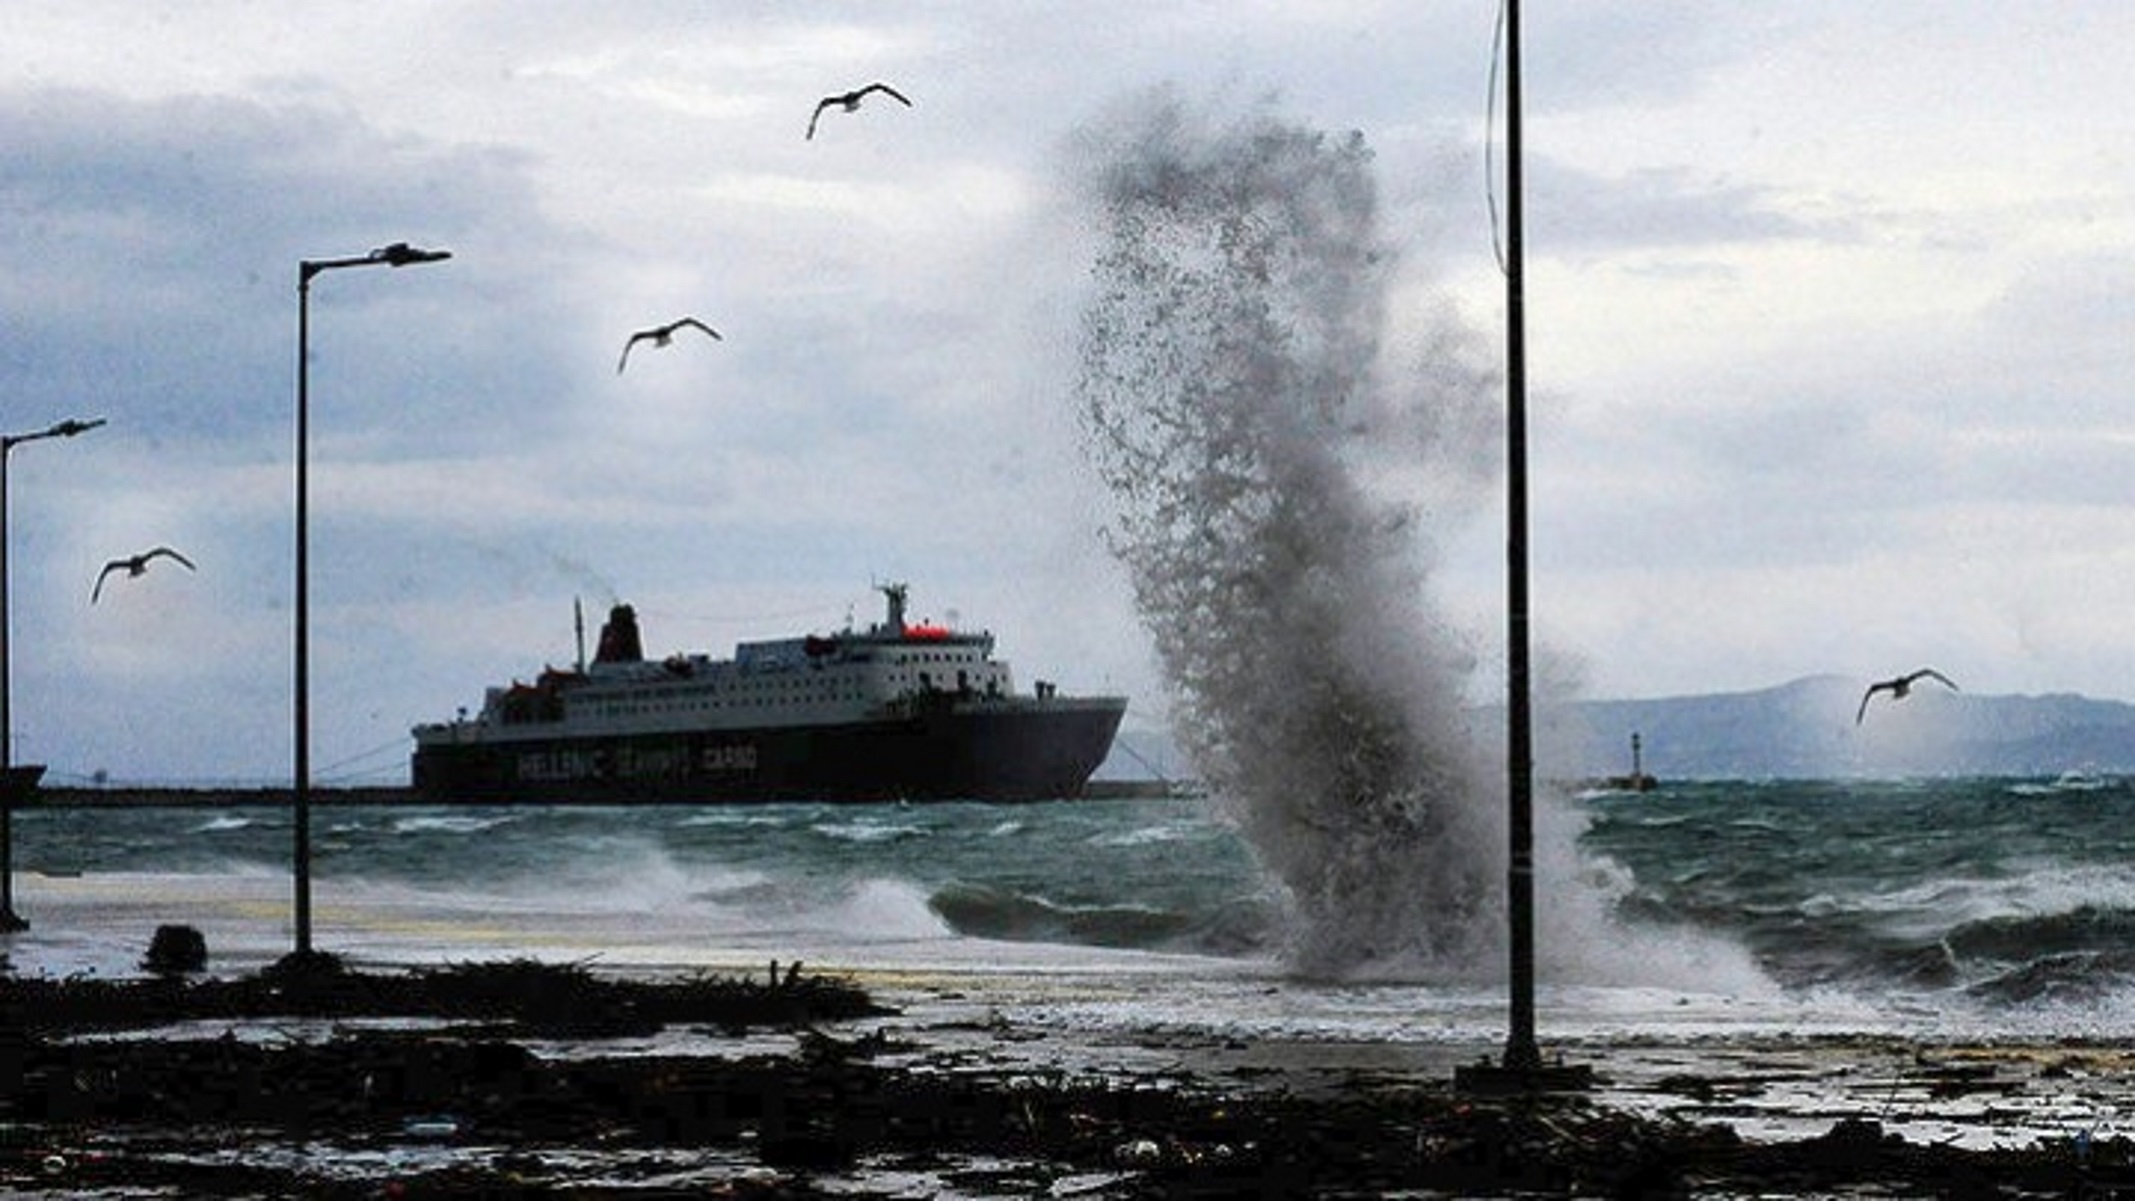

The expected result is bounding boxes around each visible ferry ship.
[410,585,1127,803]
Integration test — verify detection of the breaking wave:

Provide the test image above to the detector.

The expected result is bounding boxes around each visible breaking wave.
[1068,89,1506,979]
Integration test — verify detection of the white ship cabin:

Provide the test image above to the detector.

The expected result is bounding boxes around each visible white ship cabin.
[459,586,1020,736]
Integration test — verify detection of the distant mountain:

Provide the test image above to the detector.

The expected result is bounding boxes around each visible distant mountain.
[1536,675,2135,781]
[1103,677,2135,784]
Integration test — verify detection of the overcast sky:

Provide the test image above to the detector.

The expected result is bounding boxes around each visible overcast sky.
[5,3,2132,785]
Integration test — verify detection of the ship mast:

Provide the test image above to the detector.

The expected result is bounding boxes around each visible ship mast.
[574,597,587,673]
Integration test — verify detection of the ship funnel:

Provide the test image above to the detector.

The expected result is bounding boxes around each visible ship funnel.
[878,582,909,634]
[595,604,644,663]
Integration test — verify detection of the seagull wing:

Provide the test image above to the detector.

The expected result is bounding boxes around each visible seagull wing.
[861,82,913,107]
[806,97,834,140]
[617,331,652,374]
[1914,668,1959,692]
[91,561,123,604]
[674,317,722,341]
[147,546,197,572]
[1856,679,1899,724]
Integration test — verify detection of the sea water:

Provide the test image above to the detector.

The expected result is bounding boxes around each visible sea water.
[9,775,2135,1051]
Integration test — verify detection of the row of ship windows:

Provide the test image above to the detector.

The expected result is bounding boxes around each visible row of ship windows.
[594,690,865,716]
[609,669,1001,701]
[586,671,998,718]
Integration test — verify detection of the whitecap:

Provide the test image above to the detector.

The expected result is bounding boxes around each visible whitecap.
[1087,823,1197,848]
[810,821,926,844]
[389,814,517,836]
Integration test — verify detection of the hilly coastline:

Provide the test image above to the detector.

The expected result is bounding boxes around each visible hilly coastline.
[1105,676,2135,785]
[1535,675,2135,781]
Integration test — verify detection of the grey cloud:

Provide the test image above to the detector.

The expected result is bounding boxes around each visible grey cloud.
[1531,159,1858,257]
[0,87,583,454]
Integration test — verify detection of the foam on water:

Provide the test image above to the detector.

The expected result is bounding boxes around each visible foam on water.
[1084,820,1205,848]
[809,819,929,845]
[389,813,521,836]
[823,878,955,942]
[16,780,2135,1052]
[672,811,790,828]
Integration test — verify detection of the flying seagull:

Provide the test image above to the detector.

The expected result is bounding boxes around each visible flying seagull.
[92,546,196,604]
[1856,668,1959,724]
[617,317,722,374]
[806,82,912,140]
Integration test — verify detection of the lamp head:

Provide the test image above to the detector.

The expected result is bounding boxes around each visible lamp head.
[370,242,452,267]
[51,418,106,439]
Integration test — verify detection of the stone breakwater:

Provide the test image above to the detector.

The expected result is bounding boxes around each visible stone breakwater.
[30,786,419,808]
[29,781,1179,807]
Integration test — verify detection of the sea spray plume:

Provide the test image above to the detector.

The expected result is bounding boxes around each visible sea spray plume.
[1070,93,1504,979]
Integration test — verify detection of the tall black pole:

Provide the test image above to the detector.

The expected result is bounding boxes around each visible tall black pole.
[294,265,314,956]
[291,242,449,963]
[0,446,17,934]
[1501,0,1542,1075]
[0,417,104,934]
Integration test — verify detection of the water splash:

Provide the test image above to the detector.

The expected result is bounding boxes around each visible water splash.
[1068,91,1507,980]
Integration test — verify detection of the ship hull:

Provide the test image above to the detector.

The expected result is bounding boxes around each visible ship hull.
[411,700,1126,804]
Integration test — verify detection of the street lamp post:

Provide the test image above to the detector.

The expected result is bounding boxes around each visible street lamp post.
[1454,0,1588,1096]
[1501,0,1540,1078]
[292,242,449,960]
[0,416,107,932]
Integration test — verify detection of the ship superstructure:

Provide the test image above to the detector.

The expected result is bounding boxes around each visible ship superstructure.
[412,584,1125,803]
